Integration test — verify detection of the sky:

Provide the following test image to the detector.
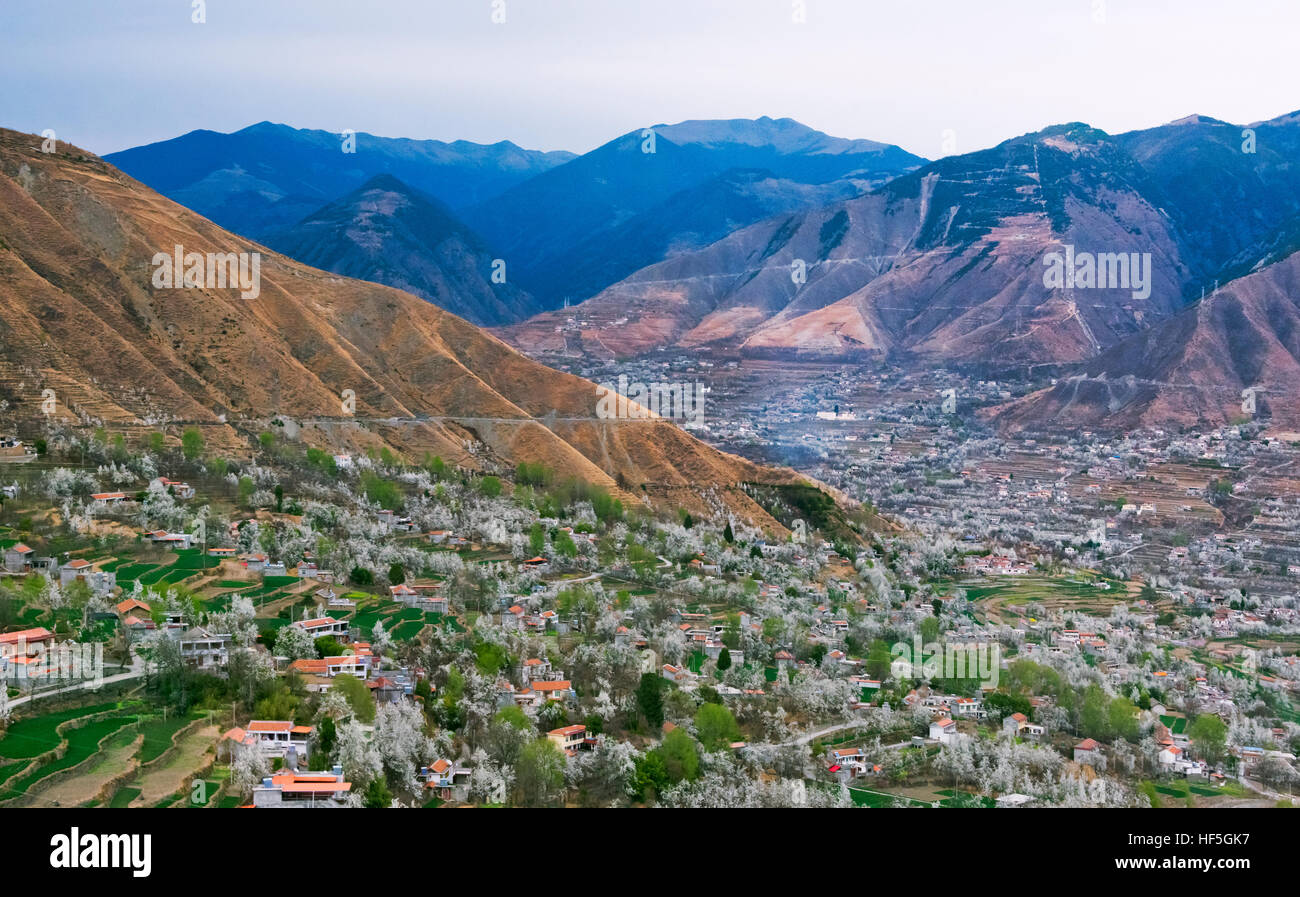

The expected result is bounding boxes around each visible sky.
[3,0,1298,159]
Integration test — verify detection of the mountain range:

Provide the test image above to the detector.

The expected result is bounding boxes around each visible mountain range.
[500,112,1300,431]
[58,109,1300,433]
[104,121,575,238]
[460,117,925,305]
[105,117,925,322]
[0,127,809,527]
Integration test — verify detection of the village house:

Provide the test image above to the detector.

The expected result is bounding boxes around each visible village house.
[368,675,408,705]
[826,747,874,782]
[178,626,231,672]
[547,724,592,756]
[241,720,314,757]
[0,627,55,681]
[252,767,351,808]
[4,543,34,574]
[90,491,128,509]
[152,477,196,499]
[292,617,351,643]
[519,679,575,707]
[929,717,959,744]
[419,758,472,802]
[1073,738,1103,766]
[58,559,116,596]
[661,663,692,686]
[146,530,194,550]
[288,652,373,681]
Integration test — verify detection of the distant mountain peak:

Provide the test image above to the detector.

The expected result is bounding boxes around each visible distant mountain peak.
[653,116,892,155]
[357,171,415,193]
[265,168,543,327]
[1164,113,1230,127]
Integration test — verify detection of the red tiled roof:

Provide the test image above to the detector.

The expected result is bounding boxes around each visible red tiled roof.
[0,627,54,645]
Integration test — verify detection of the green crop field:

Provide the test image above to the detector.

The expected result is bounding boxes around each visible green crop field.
[0,713,138,801]
[0,701,123,761]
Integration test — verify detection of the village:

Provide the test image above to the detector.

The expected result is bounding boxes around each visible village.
[0,407,1296,810]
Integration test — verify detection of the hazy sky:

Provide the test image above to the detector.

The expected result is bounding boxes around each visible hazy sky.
[4,0,1298,158]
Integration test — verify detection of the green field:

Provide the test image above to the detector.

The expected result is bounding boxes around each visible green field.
[137,713,200,764]
[0,701,123,761]
[0,713,139,801]
[108,786,141,808]
[1159,715,1188,735]
[963,574,1128,622]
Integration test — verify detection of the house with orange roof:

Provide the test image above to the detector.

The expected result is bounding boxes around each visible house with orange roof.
[1002,711,1044,740]
[547,724,591,755]
[1074,738,1103,765]
[0,627,54,680]
[661,663,691,685]
[116,597,151,617]
[419,758,473,801]
[929,716,959,744]
[523,679,574,705]
[3,543,34,574]
[152,477,196,499]
[289,653,372,680]
[252,767,351,807]
[826,746,872,781]
[90,491,128,508]
[292,616,350,642]
[245,720,315,757]
[520,657,556,684]
[146,530,194,550]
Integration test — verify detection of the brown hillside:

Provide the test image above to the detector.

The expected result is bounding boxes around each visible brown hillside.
[0,128,803,528]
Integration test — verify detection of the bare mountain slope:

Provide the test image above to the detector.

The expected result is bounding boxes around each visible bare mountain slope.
[0,128,806,527]
[987,249,1300,432]
[503,124,1191,366]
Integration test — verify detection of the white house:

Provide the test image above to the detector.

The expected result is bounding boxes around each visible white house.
[929,717,959,744]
